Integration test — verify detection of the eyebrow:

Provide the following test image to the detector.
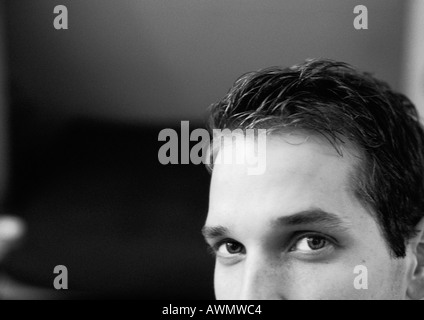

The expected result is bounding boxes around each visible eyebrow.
[201,225,229,240]
[272,209,349,232]
[202,209,349,240]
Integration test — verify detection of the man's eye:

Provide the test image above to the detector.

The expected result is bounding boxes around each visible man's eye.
[217,241,245,256]
[290,235,332,252]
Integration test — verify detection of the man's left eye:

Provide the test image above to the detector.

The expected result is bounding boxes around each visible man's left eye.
[291,235,331,252]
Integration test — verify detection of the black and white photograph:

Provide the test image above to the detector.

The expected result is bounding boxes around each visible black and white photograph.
[0,0,423,303]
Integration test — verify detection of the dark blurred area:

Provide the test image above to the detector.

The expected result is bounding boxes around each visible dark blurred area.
[1,0,219,299]
[0,0,421,299]
[4,119,214,298]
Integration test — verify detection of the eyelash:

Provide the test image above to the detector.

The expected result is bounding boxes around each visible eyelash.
[289,232,337,253]
[208,232,338,257]
[207,239,238,257]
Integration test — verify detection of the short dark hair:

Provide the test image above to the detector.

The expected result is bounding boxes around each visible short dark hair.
[208,58,424,258]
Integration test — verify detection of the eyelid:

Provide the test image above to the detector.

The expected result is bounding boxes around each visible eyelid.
[288,231,339,252]
[206,232,340,258]
[204,236,225,253]
[209,238,245,257]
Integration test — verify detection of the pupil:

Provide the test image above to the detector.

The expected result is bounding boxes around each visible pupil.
[307,237,325,250]
[226,242,241,253]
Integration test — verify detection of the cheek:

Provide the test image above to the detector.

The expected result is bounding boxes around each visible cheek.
[286,258,407,300]
[214,263,240,300]
[284,262,363,299]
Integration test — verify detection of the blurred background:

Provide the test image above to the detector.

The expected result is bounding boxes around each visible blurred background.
[0,0,422,299]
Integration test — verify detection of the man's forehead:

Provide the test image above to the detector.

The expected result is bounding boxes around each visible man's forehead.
[208,133,363,225]
[212,133,360,186]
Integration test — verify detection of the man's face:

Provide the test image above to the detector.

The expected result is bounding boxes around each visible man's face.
[204,133,409,300]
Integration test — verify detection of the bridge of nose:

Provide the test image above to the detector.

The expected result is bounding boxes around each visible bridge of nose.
[238,250,286,300]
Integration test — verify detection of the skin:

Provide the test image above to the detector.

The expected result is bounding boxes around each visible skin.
[203,133,424,300]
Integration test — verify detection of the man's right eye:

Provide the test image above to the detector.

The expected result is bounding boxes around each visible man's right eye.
[216,240,245,257]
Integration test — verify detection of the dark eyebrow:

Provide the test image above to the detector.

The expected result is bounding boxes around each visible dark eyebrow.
[272,209,349,231]
[201,225,229,240]
[202,209,349,241]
